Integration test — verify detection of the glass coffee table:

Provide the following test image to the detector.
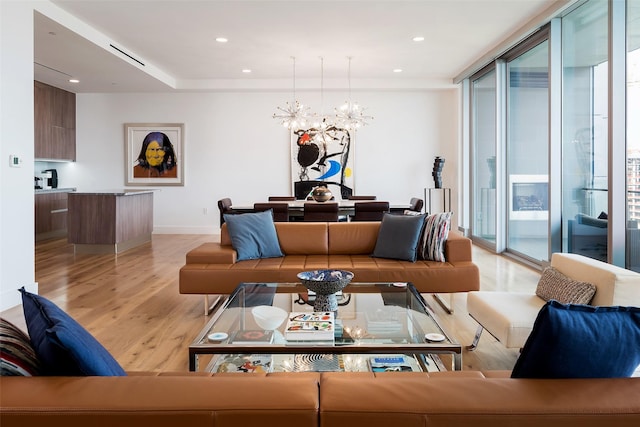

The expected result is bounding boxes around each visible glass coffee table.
[189,282,462,373]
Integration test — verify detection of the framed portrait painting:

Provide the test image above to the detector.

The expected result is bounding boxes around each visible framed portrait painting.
[125,123,184,186]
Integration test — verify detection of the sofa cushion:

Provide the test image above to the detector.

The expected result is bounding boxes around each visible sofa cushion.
[511,300,640,379]
[372,213,426,262]
[0,317,41,376]
[576,213,608,228]
[224,210,284,261]
[328,222,379,255]
[275,222,329,255]
[419,212,452,262]
[535,266,596,305]
[20,288,126,376]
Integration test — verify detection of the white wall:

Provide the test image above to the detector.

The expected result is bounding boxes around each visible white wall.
[72,89,460,233]
[0,1,38,311]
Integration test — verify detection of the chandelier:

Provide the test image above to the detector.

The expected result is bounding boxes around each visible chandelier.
[335,56,373,130]
[273,56,310,130]
[273,56,372,132]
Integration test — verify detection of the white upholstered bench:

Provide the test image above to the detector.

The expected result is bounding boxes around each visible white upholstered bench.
[466,252,640,350]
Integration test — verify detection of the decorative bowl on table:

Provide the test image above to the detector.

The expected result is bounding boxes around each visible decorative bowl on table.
[311,186,333,202]
[297,269,354,311]
[251,305,288,330]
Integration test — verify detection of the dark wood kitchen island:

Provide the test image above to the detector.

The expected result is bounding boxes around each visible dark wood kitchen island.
[67,190,153,254]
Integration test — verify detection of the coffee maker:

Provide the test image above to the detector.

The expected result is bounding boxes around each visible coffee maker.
[40,169,58,190]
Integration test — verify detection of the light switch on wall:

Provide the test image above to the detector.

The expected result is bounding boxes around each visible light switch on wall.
[9,155,23,167]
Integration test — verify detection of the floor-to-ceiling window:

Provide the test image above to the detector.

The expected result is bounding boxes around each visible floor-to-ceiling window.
[471,69,497,246]
[462,0,639,270]
[562,0,609,263]
[505,38,549,262]
[628,0,640,271]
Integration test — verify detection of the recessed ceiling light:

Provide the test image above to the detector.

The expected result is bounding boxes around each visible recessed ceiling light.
[215,37,228,43]
[393,69,403,73]
[69,79,80,83]
[242,69,252,73]
[412,36,425,42]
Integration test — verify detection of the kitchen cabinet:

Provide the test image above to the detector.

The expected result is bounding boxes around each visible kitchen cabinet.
[67,191,154,253]
[34,81,76,161]
[35,191,69,241]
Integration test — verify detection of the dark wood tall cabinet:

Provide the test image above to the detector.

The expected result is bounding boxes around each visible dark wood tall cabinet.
[34,81,76,161]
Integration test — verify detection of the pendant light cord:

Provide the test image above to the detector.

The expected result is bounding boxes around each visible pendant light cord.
[291,56,296,105]
[347,56,353,108]
[320,56,324,115]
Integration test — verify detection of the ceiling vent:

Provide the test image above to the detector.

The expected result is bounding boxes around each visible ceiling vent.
[109,44,145,67]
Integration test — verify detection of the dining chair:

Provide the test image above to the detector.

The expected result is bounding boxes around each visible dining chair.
[218,198,235,226]
[253,202,290,222]
[409,197,424,213]
[268,196,296,201]
[348,195,377,200]
[303,202,339,222]
[352,201,390,221]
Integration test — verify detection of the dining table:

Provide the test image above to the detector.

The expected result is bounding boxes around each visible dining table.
[231,200,410,221]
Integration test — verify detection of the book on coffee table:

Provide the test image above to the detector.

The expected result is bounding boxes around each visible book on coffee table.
[213,354,273,373]
[284,311,335,341]
[230,329,274,344]
[369,355,415,372]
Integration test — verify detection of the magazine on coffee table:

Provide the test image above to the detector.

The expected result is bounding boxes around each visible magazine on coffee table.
[212,354,273,373]
[284,311,335,341]
[230,330,274,344]
[369,355,415,372]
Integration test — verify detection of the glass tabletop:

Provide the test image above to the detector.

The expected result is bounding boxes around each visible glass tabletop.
[189,282,461,371]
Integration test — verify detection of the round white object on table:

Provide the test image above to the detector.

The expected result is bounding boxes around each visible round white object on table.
[425,333,445,342]
[208,332,229,341]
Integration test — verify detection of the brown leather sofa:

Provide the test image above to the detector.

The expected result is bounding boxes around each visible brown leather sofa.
[2,371,639,426]
[179,221,480,313]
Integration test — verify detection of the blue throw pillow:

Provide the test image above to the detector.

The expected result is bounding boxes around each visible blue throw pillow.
[371,213,426,262]
[224,210,283,261]
[511,300,640,379]
[20,287,126,376]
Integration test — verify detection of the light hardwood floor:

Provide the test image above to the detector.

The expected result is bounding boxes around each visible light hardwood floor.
[1,234,542,372]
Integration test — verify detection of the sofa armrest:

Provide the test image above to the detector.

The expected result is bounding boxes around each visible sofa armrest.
[444,231,472,263]
[185,242,237,264]
[550,252,640,306]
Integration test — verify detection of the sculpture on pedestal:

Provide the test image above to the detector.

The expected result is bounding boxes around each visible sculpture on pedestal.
[432,156,445,188]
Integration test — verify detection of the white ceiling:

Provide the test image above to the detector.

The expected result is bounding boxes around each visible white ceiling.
[33,0,565,93]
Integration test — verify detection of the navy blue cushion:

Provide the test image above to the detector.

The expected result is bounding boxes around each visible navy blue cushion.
[371,213,426,262]
[224,210,283,261]
[20,288,126,376]
[512,300,640,379]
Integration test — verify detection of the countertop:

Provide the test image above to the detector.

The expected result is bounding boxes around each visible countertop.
[35,187,76,194]
[68,190,156,196]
